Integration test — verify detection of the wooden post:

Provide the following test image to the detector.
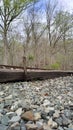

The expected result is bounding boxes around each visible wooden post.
[23,56,27,75]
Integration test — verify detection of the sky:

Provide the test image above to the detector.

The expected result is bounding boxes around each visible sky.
[0,0,73,12]
[59,0,73,12]
[14,0,73,36]
[35,0,73,14]
[0,0,73,38]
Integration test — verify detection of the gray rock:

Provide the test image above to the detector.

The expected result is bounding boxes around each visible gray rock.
[20,102,31,111]
[20,120,27,130]
[0,103,4,109]
[1,115,10,125]
[21,126,26,130]
[71,112,73,120]
[0,124,8,130]
[10,122,20,130]
[58,126,64,130]
[6,112,17,119]
[36,121,43,129]
[67,128,73,130]
[62,114,71,126]
[9,116,21,123]
[64,110,71,119]
[69,105,73,110]
[41,111,48,120]
[48,110,55,117]
[55,117,63,126]
[4,100,12,108]
[0,109,4,113]
[0,76,73,129]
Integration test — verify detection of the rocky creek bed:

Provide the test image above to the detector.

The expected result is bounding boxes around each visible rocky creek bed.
[0,76,73,130]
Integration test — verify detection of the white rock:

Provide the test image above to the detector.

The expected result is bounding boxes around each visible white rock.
[53,110,60,118]
[11,101,19,111]
[45,107,54,113]
[0,92,4,96]
[34,113,41,121]
[48,118,58,129]
[5,95,12,100]
[15,108,22,116]
[43,100,50,106]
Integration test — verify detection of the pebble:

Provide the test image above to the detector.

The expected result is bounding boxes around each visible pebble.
[0,124,8,130]
[21,111,34,121]
[9,116,21,123]
[10,122,20,130]
[53,110,60,118]
[15,108,22,116]
[48,118,58,129]
[34,112,41,121]
[1,115,9,125]
[25,124,38,130]
[0,76,73,130]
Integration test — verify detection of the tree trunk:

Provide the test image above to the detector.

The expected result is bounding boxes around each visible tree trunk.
[9,51,14,66]
[3,33,9,65]
[33,43,38,67]
[63,33,67,70]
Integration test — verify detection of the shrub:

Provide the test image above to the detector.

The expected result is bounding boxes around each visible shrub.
[51,62,60,70]
[28,54,34,61]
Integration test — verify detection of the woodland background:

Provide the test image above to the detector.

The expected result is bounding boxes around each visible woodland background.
[0,0,73,70]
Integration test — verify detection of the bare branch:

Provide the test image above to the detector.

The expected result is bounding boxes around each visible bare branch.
[0,24,4,30]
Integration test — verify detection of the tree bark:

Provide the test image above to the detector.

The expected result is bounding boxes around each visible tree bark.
[3,33,9,65]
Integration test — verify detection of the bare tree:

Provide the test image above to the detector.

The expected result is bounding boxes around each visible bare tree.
[56,11,73,69]
[45,0,73,68]
[22,13,31,66]
[45,0,60,66]
[0,0,36,65]
[23,2,47,67]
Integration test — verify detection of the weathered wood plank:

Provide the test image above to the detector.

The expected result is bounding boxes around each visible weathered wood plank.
[0,68,73,83]
[0,70,25,82]
[26,71,73,81]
